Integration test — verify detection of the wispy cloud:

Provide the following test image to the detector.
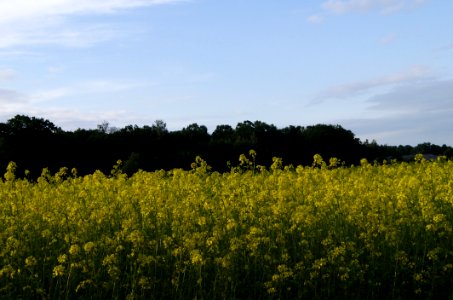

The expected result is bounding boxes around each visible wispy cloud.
[341,100,453,146]
[0,88,27,112]
[0,106,140,131]
[0,77,149,118]
[78,80,150,94]
[38,108,138,130]
[366,78,453,112]
[0,78,152,129]
[307,0,426,24]
[321,0,426,15]
[28,79,149,104]
[314,65,432,101]
[0,0,189,49]
[0,50,42,58]
[379,33,397,45]
[322,0,400,14]
[30,88,71,104]
[0,0,188,25]
[47,66,64,74]
[307,14,324,24]
[337,77,453,146]
[0,24,118,49]
[0,68,16,81]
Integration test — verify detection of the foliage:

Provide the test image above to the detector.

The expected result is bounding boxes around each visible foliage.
[2,115,452,178]
[1,155,453,299]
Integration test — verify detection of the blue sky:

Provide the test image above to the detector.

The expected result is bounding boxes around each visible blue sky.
[0,0,452,146]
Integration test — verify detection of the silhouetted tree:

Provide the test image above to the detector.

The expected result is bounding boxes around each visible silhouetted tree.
[5,115,61,135]
[1,114,452,178]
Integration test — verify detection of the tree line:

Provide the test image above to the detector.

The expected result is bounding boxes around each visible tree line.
[0,115,452,178]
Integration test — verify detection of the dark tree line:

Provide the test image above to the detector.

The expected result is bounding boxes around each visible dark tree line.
[1,115,452,178]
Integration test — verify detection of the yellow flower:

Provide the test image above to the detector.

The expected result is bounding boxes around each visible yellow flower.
[83,242,96,254]
[52,265,65,277]
[25,256,37,267]
[57,254,67,264]
[190,249,204,265]
[69,244,80,256]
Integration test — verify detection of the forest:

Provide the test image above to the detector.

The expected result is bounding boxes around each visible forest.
[1,115,452,178]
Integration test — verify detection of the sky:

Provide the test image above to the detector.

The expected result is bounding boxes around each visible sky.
[0,0,452,146]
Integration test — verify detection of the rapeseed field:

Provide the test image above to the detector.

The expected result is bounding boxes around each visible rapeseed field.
[1,153,452,299]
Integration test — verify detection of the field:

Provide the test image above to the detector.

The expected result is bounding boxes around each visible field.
[1,153,453,299]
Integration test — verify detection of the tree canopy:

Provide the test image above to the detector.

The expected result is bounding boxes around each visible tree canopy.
[0,115,451,178]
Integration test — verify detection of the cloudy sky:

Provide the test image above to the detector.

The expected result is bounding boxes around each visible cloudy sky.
[0,0,452,146]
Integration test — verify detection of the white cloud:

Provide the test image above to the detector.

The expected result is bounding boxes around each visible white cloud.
[320,0,425,15]
[0,0,188,49]
[0,0,187,25]
[315,65,432,101]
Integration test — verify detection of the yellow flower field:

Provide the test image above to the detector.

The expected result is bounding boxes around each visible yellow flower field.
[1,154,452,299]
